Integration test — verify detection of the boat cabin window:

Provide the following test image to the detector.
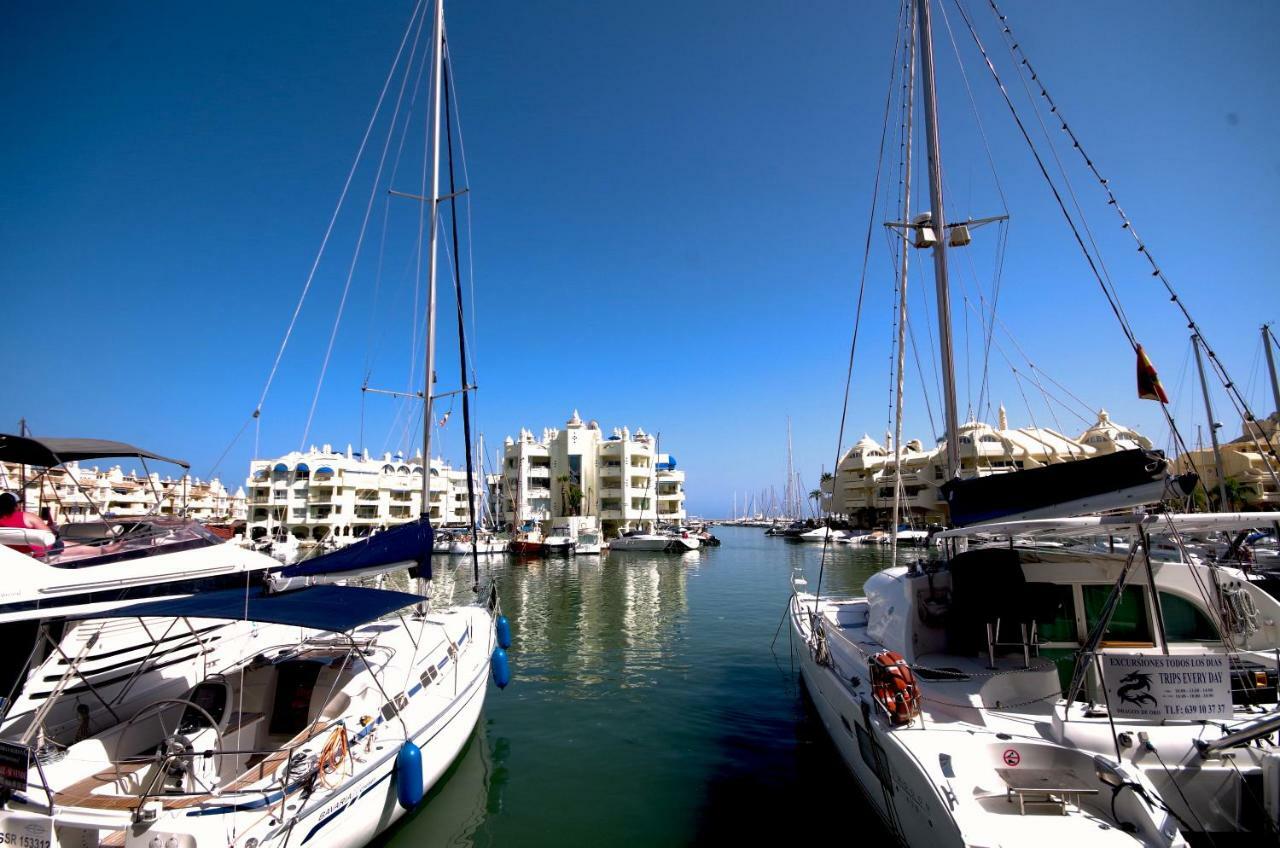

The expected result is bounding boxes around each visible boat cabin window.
[1033,584,1077,644]
[1082,585,1152,646]
[1158,592,1220,643]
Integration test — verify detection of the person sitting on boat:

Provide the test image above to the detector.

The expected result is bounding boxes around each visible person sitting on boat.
[0,492,52,557]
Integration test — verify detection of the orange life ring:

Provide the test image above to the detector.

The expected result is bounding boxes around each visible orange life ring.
[870,650,921,726]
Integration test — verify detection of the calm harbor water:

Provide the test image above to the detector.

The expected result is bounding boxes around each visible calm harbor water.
[382,526,905,847]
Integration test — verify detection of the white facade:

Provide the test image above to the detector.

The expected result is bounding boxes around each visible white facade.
[244,444,481,544]
[497,411,688,536]
[0,461,246,524]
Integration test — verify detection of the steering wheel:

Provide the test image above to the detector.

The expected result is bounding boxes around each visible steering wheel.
[117,698,225,786]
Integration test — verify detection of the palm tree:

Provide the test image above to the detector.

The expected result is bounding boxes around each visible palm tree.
[809,488,823,516]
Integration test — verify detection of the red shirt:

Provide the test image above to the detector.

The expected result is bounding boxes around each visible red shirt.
[0,510,48,557]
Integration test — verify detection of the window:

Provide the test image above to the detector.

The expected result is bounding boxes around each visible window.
[1159,593,1220,643]
[1032,584,1077,643]
[1082,585,1152,645]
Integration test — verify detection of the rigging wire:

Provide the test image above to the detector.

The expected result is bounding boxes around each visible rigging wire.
[300,0,435,448]
[814,0,908,604]
[947,0,1212,495]
[214,0,428,473]
[254,0,428,427]
[980,0,1279,486]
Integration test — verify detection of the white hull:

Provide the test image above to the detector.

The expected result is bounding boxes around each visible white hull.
[790,594,1184,847]
[0,536,282,623]
[5,606,495,848]
[609,536,671,552]
[448,539,507,555]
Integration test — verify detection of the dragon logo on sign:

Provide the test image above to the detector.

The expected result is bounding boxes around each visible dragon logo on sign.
[1117,670,1157,708]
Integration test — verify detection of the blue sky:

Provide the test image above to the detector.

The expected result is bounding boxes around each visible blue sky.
[4,1,1278,517]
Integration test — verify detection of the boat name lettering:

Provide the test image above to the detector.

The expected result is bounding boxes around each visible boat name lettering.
[317,791,356,821]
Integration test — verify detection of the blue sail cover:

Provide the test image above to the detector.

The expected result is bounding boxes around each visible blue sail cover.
[281,518,433,580]
[74,585,425,632]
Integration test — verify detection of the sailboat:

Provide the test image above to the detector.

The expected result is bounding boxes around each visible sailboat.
[0,4,508,848]
[783,1,1280,844]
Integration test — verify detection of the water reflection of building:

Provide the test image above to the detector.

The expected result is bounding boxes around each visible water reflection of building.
[496,555,689,690]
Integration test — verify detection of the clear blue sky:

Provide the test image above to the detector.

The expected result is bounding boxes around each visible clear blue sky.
[4,1,1278,517]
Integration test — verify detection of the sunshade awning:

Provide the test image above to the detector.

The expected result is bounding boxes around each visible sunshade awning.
[0,434,188,469]
[71,585,425,632]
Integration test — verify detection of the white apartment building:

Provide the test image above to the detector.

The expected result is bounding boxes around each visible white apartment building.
[244,444,481,544]
[825,407,1152,525]
[497,411,688,537]
[0,461,246,524]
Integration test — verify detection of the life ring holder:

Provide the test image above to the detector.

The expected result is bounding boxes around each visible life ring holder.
[869,650,921,726]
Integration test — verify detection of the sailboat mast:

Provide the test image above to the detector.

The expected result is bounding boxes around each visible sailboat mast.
[1264,324,1280,417]
[1192,333,1228,510]
[420,0,445,519]
[891,18,916,553]
[915,0,961,479]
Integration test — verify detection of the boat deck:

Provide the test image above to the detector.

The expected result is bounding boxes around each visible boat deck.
[48,719,323,812]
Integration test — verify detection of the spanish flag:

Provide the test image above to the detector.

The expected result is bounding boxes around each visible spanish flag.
[1136,344,1169,403]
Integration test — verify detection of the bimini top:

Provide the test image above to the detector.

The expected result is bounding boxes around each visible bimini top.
[72,585,425,632]
[0,434,188,469]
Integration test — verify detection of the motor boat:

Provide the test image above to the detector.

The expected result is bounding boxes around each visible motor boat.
[542,523,577,556]
[575,528,602,555]
[448,531,507,555]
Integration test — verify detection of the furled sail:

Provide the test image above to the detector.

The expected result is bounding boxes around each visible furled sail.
[940,449,1196,527]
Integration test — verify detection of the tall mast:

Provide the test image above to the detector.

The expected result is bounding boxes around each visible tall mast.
[420,0,445,519]
[891,18,916,553]
[1265,324,1280,417]
[915,0,961,479]
[1192,333,1228,511]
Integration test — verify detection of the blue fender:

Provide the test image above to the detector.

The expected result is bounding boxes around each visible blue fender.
[491,647,511,689]
[395,742,424,809]
[495,615,512,650]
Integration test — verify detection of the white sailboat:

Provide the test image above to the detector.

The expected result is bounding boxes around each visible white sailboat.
[0,5,508,848]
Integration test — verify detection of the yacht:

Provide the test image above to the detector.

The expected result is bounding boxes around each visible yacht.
[575,527,603,555]
[448,531,507,555]
[542,522,577,556]
[0,434,288,625]
[0,584,501,848]
[797,526,850,543]
[609,530,673,552]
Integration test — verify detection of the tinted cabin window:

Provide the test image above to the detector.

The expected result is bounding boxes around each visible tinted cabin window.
[1083,585,1152,645]
[1159,593,1220,643]
[1031,584,1077,643]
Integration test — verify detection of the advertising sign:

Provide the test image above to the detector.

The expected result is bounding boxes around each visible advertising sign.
[0,742,29,793]
[1100,653,1232,720]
